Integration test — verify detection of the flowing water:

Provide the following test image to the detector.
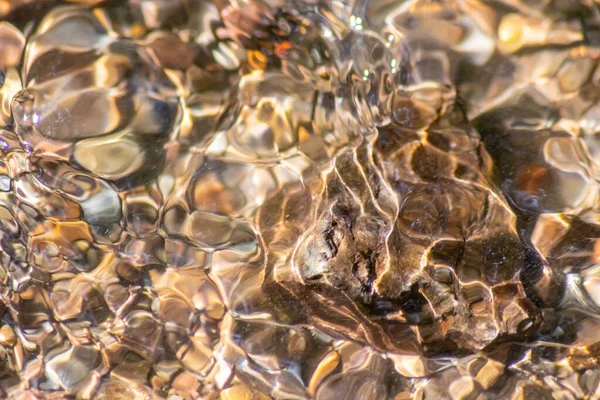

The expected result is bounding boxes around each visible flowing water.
[0,0,600,399]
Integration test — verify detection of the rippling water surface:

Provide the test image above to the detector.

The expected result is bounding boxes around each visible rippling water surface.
[1,0,600,399]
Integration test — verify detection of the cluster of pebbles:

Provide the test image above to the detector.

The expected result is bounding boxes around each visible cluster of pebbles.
[0,0,600,399]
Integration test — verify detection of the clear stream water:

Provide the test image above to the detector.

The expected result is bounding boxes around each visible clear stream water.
[0,0,600,399]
